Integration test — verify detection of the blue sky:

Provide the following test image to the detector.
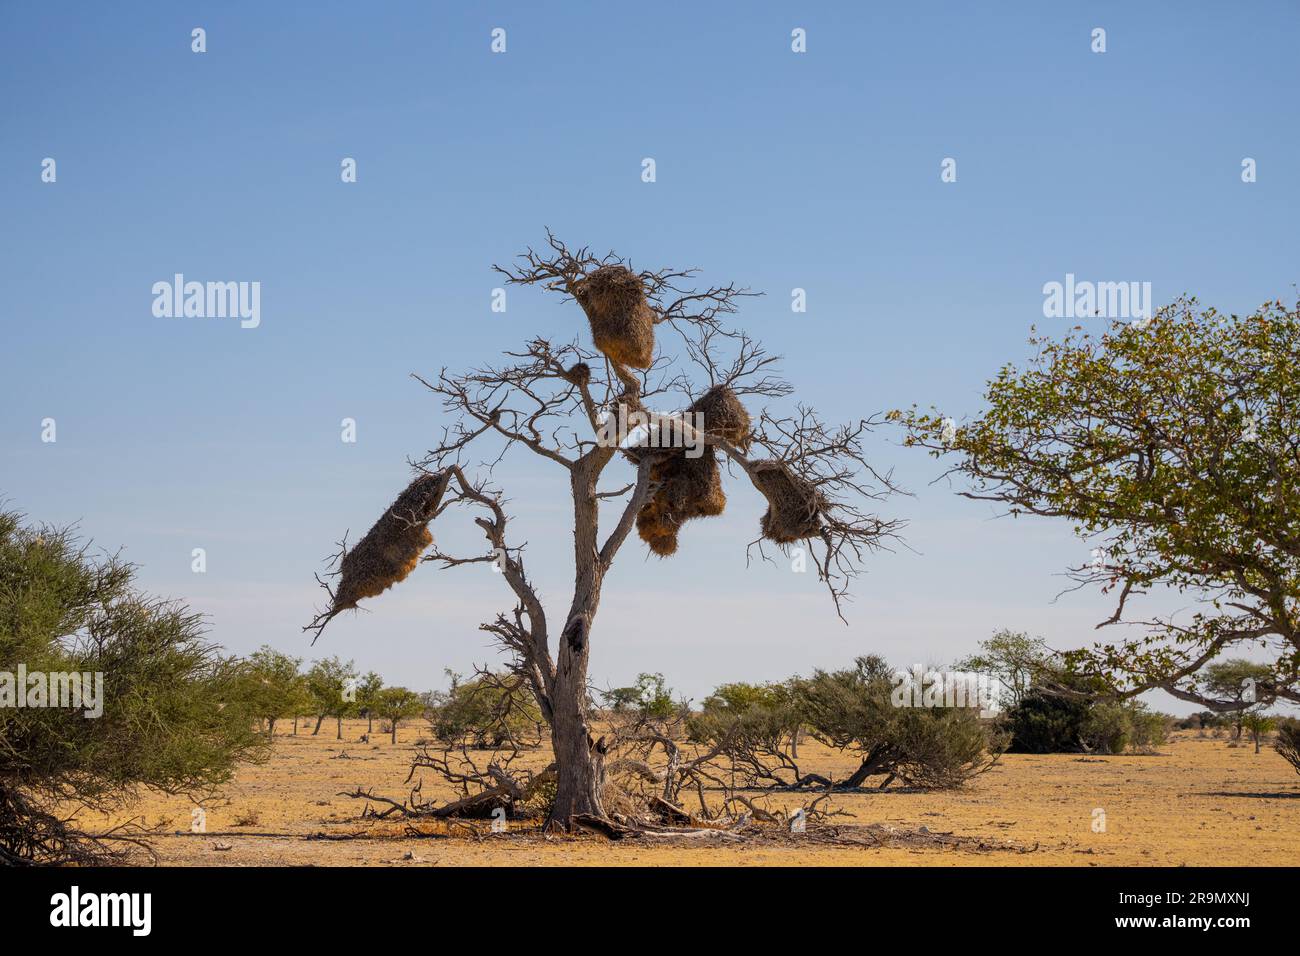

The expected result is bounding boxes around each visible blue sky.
[2,1,1297,710]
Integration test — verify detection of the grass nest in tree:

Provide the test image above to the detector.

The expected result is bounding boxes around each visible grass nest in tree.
[636,449,726,557]
[630,386,750,557]
[311,472,449,631]
[572,264,656,369]
[749,459,825,544]
[690,384,752,451]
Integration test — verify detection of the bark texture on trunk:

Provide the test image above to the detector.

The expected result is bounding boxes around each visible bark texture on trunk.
[543,458,618,830]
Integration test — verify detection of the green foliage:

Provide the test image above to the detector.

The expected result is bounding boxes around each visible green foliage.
[1005,681,1170,754]
[305,656,359,719]
[1277,724,1300,775]
[600,672,678,719]
[689,680,800,750]
[0,510,267,863]
[1004,688,1093,754]
[355,671,385,716]
[428,670,543,748]
[375,686,424,723]
[953,629,1049,711]
[899,297,1300,708]
[692,657,1004,790]
[795,656,1004,789]
[246,646,310,732]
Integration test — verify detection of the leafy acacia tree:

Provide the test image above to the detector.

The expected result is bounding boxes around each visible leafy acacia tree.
[902,297,1300,711]
[0,510,266,864]
[428,670,544,749]
[599,672,678,720]
[355,670,384,735]
[306,656,358,740]
[691,657,1003,790]
[310,234,901,830]
[374,686,424,743]
[954,629,1049,711]
[1201,659,1273,739]
[247,646,310,739]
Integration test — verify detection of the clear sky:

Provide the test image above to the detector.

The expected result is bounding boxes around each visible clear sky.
[3,1,1297,711]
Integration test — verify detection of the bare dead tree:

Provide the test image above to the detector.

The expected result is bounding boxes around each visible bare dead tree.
[313,234,903,832]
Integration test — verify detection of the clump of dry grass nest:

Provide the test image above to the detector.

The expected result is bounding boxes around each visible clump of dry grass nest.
[749,458,826,544]
[632,385,752,556]
[572,264,656,369]
[306,471,450,635]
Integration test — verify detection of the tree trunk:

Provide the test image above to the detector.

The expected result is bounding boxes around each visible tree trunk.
[293,716,298,735]
[336,715,343,740]
[368,713,374,734]
[546,686,607,830]
[312,714,324,735]
[267,718,277,741]
[539,460,616,831]
[391,720,398,745]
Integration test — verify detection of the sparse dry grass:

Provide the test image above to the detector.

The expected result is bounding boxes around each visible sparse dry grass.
[82,722,1300,867]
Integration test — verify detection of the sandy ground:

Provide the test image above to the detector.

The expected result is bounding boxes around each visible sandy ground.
[85,721,1300,866]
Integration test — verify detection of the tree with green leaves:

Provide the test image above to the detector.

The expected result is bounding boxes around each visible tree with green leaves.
[953,629,1050,712]
[901,297,1300,712]
[246,646,309,739]
[428,669,544,749]
[692,657,1004,791]
[1277,724,1300,774]
[0,510,266,864]
[1201,659,1273,739]
[306,656,358,740]
[374,686,424,743]
[600,672,679,720]
[355,671,385,735]
[1240,712,1276,754]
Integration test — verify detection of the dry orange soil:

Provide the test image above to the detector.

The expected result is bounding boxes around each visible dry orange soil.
[87,722,1300,866]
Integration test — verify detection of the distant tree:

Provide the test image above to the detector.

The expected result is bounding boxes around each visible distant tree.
[0,510,266,864]
[696,681,802,755]
[355,671,384,735]
[600,673,678,720]
[374,687,424,743]
[1004,685,1094,754]
[954,629,1049,711]
[693,657,1004,791]
[246,646,309,739]
[1241,712,1276,754]
[306,656,358,740]
[902,297,1300,712]
[1202,659,1273,739]
[1006,676,1170,754]
[428,670,544,749]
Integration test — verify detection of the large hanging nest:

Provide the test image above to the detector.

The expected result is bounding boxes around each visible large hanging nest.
[749,459,825,544]
[572,264,656,369]
[309,472,450,634]
[635,449,726,556]
[630,386,750,557]
[690,384,752,451]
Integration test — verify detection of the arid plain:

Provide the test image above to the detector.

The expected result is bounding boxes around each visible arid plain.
[79,722,1300,867]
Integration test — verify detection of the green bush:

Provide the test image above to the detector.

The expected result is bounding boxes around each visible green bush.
[0,510,267,864]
